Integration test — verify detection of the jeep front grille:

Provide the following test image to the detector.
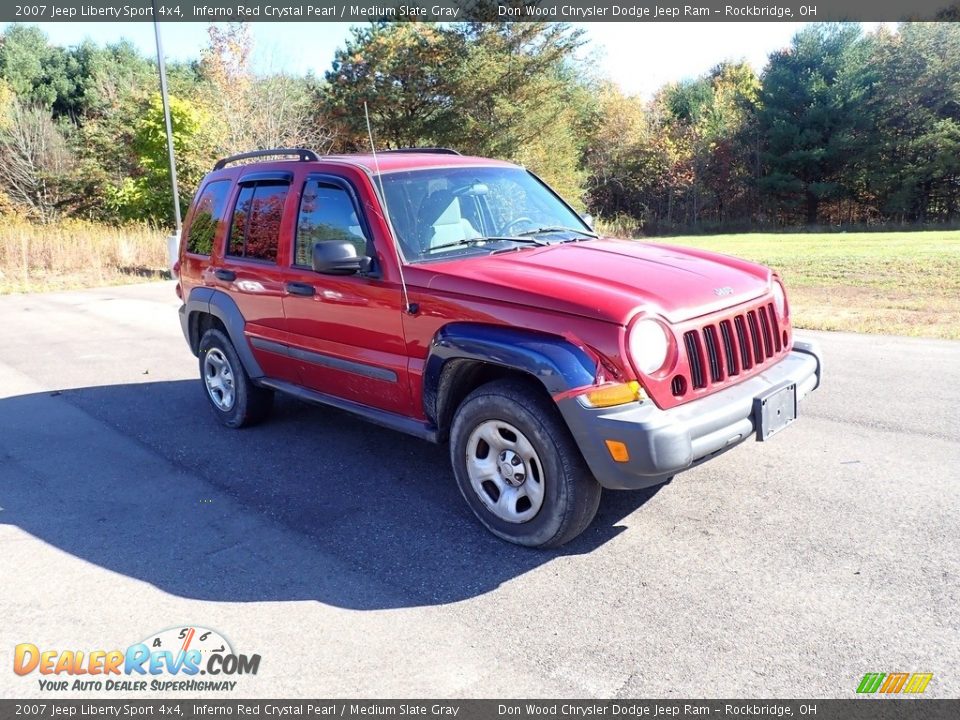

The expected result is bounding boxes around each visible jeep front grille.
[681,302,784,391]
[683,331,705,389]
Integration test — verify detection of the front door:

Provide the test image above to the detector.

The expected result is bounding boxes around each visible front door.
[281,175,410,414]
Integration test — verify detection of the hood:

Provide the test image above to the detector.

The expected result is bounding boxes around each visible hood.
[420,238,773,325]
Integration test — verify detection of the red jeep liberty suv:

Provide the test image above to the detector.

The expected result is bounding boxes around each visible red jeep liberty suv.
[175,147,823,547]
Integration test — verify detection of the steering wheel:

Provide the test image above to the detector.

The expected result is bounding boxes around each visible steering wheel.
[503,217,536,235]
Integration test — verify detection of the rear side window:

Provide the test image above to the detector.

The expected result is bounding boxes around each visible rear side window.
[227,182,289,263]
[295,180,369,266]
[186,180,230,255]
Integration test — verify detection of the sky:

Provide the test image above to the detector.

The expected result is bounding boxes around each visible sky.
[0,21,894,98]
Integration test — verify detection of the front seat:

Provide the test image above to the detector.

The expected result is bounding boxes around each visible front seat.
[417,190,480,251]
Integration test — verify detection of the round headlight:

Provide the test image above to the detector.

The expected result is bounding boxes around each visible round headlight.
[629,319,670,375]
[772,281,787,317]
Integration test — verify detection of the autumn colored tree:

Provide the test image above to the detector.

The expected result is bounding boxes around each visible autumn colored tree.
[0,92,74,222]
[200,22,332,156]
[107,93,218,224]
[2,21,959,231]
[199,22,253,154]
[582,83,672,226]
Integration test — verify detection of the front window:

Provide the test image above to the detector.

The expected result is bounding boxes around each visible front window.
[295,180,369,267]
[377,166,592,263]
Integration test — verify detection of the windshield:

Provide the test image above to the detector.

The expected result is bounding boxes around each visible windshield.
[376,166,591,263]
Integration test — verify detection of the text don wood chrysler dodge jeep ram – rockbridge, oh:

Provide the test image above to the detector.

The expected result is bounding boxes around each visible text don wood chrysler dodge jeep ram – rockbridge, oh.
[174,147,823,547]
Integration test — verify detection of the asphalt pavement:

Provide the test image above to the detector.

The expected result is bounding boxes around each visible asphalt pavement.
[1,281,957,698]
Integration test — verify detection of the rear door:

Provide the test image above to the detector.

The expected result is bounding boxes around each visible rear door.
[212,171,297,382]
[280,173,410,414]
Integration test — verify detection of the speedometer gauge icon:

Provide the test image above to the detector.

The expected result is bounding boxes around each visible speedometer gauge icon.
[140,626,233,660]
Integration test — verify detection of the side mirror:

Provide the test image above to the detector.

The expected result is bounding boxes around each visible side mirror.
[580,213,594,229]
[312,240,372,276]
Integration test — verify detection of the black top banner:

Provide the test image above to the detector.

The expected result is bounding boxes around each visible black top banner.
[2,0,958,22]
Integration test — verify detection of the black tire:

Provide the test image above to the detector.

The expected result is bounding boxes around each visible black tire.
[198,328,273,428]
[449,378,602,548]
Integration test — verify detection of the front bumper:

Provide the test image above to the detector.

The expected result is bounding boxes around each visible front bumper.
[558,339,823,490]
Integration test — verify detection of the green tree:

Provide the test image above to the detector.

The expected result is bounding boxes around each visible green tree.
[449,23,592,202]
[323,22,459,150]
[861,23,960,222]
[757,23,866,225]
[322,21,592,203]
[0,25,91,119]
[67,41,158,218]
[82,40,154,117]
[107,93,217,224]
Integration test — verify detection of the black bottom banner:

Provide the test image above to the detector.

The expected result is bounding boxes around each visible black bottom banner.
[1,700,957,720]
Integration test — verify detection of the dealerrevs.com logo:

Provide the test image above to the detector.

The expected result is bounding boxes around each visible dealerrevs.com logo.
[14,626,260,692]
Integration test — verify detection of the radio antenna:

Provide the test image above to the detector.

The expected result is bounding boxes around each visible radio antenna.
[364,102,417,315]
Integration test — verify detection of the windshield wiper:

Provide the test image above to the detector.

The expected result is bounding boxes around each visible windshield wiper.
[516,226,598,239]
[425,238,490,253]
[426,236,548,253]
[485,235,549,246]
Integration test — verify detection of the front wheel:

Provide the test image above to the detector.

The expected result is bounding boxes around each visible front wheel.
[198,328,273,428]
[450,379,602,547]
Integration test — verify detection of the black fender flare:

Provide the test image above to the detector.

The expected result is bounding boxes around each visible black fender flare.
[184,287,264,379]
[422,322,598,429]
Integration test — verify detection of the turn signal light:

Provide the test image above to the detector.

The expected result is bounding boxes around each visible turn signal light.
[578,381,645,408]
[605,440,630,463]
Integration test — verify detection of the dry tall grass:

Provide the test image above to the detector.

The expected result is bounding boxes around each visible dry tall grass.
[0,215,169,294]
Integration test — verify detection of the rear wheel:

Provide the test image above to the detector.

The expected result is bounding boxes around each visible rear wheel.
[198,328,273,428]
[450,379,601,547]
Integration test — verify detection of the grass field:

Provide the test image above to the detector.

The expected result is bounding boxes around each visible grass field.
[2,217,957,339]
[649,230,960,339]
[0,216,168,294]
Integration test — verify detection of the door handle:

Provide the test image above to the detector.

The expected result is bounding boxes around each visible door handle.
[285,282,315,297]
[214,269,236,282]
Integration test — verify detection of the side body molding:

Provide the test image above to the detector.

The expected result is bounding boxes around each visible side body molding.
[422,323,598,427]
[181,287,264,379]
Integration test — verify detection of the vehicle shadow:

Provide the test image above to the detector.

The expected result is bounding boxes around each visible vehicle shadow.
[0,380,663,609]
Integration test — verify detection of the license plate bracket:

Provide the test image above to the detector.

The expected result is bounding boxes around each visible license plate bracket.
[754,382,798,441]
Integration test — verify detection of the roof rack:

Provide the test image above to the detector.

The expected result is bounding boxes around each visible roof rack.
[213,147,319,171]
[378,147,461,156]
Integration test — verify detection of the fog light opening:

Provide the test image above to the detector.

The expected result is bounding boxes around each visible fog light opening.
[671,375,687,397]
[782,330,788,346]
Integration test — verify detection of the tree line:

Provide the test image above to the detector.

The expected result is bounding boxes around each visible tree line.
[0,21,957,233]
